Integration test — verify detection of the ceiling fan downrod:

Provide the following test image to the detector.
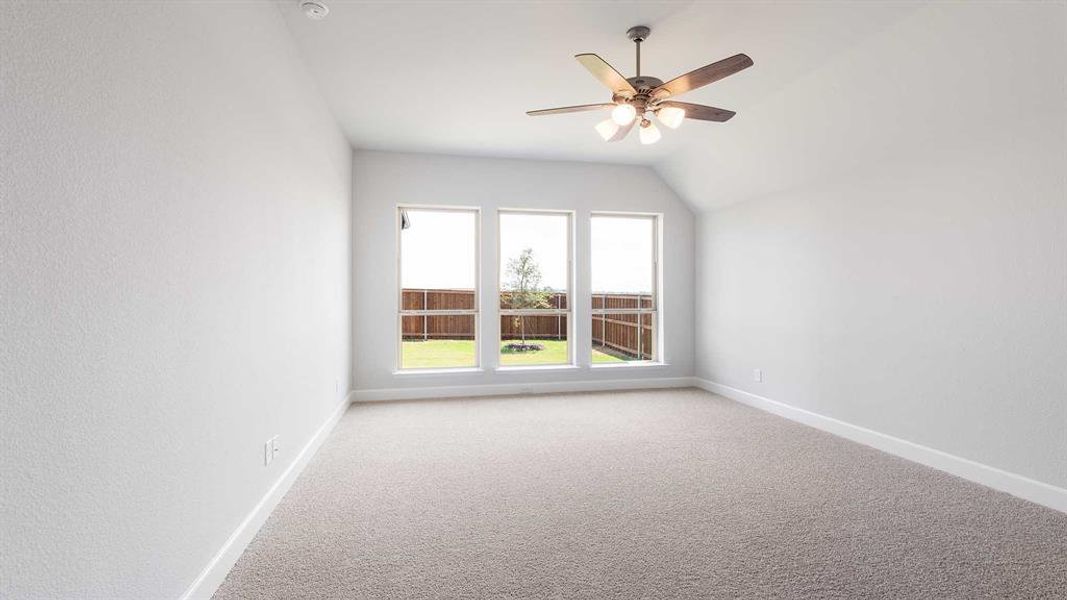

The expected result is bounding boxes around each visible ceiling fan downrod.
[627,26,650,78]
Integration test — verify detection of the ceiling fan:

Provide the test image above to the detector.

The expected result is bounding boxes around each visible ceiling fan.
[527,26,753,145]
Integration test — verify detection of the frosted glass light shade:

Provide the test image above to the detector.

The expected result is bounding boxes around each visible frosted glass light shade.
[611,103,637,126]
[657,106,685,129]
[595,119,620,141]
[639,121,661,145]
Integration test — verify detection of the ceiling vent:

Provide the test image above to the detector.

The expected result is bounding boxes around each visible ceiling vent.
[300,0,329,20]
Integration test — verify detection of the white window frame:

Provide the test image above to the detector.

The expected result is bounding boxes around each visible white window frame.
[496,209,575,368]
[396,205,481,372]
[590,212,660,364]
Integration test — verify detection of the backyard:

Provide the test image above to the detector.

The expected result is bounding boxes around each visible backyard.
[401,339,624,369]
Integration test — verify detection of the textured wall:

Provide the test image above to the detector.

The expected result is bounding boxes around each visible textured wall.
[0,3,351,598]
[694,114,1066,489]
[691,1,1066,490]
[352,151,695,392]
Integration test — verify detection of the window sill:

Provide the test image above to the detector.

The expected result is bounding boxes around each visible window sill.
[590,361,669,369]
[393,367,484,376]
[495,365,581,373]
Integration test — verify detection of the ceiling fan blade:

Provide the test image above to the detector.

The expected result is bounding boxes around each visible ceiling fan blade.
[526,103,614,116]
[658,101,736,122]
[607,118,636,142]
[575,53,637,95]
[653,53,753,99]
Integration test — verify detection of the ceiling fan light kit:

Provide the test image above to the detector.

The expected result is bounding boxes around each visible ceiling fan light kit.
[611,103,638,126]
[527,26,753,145]
[639,119,662,145]
[657,106,686,129]
[595,119,621,141]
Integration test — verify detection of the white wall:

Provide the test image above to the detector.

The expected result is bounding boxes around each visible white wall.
[352,151,694,395]
[0,3,351,598]
[694,5,1067,491]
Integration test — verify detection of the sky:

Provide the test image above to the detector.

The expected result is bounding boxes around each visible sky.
[400,210,476,290]
[499,212,568,291]
[400,209,654,294]
[590,215,653,294]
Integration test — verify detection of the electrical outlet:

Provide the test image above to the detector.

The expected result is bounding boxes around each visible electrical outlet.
[264,435,280,466]
[753,368,763,383]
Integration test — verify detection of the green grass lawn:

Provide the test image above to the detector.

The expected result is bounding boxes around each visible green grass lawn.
[500,340,571,366]
[400,339,478,369]
[590,347,627,364]
[401,339,624,369]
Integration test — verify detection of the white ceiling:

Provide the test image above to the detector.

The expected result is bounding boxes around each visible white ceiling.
[278,1,1064,211]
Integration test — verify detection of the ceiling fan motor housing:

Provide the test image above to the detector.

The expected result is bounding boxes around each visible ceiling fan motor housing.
[627,76,664,94]
[618,77,664,116]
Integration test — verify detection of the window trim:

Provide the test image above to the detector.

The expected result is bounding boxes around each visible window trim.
[589,211,661,365]
[496,208,576,367]
[396,205,481,371]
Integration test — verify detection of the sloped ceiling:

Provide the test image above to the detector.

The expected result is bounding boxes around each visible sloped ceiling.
[278,1,1064,211]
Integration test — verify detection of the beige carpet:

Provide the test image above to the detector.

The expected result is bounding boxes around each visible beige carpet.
[214,388,1067,599]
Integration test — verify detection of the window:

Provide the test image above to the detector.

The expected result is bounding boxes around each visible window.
[591,214,658,363]
[498,210,572,367]
[397,207,478,370]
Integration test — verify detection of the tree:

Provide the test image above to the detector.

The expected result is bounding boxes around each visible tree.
[505,248,552,344]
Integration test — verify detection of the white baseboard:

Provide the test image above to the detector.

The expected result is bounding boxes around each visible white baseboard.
[180,392,354,600]
[693,379,1067,514]
[352,376,696,402]
[180,379,1064,600]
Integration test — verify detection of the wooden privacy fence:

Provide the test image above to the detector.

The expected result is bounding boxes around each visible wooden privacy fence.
[402,289,653,359]
[590,312,654,360]
[591,292,655,359]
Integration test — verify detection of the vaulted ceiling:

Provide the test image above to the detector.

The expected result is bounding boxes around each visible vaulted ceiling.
[278,1,1063,211]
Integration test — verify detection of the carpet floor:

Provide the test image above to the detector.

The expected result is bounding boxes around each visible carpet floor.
[214,388,1067,599]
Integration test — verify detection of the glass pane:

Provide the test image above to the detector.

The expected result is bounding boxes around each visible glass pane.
[591,313,654,363]
[500,315,569,366]
[401,208,476,304]
[399,208,477,370]
[499,212,569,311]
[401,314,476,369]
[591,215,656,363]
[591,215,654,297]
